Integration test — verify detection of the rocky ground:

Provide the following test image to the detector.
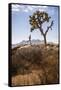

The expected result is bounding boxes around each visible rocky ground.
[10,44,59,86]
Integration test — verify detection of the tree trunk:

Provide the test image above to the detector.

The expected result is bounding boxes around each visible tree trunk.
[39,28,47,45]
[43,34,47,46]
[30,40,31,45]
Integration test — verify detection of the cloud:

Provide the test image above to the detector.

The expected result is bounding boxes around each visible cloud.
[23,6,33,13]
[31,5,48,9]
[41,6,48,8]
[12,4,20,12]
[37,6,48,12]
[12,4,48,13]
[27,6,33,11]
[12,8,20,12]
[12,4,20,8]
[31,6,36,8]
[24,9,29,12]
[38,8,46,12]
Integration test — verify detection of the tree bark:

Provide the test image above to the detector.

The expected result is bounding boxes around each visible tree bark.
[39,27,47,46]
[30,40,31,45]
[43,34,47,46]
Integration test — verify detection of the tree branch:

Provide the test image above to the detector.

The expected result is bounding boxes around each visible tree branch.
[45,21,54,35]
[39,27,45,36]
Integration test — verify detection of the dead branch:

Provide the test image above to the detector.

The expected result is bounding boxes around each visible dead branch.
[45,21,54,35]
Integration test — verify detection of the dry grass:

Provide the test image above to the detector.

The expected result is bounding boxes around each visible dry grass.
[10,44,59,86]
[12,69,46,86]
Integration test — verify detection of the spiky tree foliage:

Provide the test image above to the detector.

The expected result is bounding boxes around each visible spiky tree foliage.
[29,11,54,45]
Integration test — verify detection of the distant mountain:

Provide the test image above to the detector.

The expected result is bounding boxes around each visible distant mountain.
[12,39,44,49]
[21,39,44,45]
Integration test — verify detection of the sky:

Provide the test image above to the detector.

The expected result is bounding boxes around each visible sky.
[11,4,59,44]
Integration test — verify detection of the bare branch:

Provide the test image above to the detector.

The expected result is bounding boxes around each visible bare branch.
[45,21,54,35]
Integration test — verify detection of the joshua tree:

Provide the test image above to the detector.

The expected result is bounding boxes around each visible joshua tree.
[29,11,54,45]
